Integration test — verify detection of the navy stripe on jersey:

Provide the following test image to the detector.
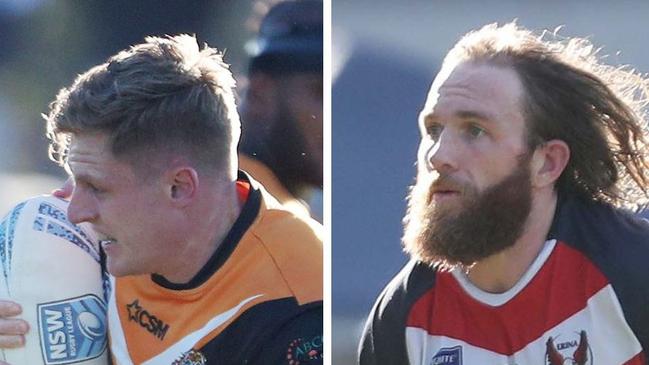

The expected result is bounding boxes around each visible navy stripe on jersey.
[548,195,649,351]
[198,298,323,364]
[359,260,436,365]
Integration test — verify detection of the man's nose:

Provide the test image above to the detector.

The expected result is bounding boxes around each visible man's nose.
[67,190,98,224]
[426,131,460,174]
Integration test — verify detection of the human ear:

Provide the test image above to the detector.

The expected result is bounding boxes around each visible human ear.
[530,139,570,188]
[166,167,199,206]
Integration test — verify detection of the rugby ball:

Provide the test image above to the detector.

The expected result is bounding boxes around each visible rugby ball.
[0,195,108,365]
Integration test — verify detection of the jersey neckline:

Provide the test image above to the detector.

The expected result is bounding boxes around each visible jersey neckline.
[151,171,262,290]
[451,239,557,306]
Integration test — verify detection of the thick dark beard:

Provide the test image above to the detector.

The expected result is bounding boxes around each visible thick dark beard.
[268,103,321,191]
[244,100,321,194]
[403,156,533,269]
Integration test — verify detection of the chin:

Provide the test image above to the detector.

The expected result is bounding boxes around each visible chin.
[106,261,136,278]
[431,201,463,218]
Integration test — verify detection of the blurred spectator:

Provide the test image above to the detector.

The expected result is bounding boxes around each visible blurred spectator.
[239,0,323,221]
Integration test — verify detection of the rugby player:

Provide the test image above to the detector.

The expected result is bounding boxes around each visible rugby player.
[359,22,649,364]
[0,33,323,365]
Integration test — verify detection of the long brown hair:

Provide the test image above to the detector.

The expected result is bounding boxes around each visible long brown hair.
[445,22,649,209]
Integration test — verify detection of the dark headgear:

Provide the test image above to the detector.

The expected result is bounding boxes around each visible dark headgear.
[247,0,323,75]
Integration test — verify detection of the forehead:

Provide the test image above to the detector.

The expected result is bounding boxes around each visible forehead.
[66,132,132,180]
[420,62,525,126]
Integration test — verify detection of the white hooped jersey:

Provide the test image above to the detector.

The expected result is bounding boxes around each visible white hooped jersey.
[360,196,649,365]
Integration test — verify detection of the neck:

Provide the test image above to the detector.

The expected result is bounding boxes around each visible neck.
[464,190,558,293]
[159,182,243,284]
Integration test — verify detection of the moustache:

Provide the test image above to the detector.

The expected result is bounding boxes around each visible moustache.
[422,174,469,205]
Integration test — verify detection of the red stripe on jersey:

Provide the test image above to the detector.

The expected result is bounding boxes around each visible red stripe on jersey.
[624,352,646,365]
[406,241,610,354]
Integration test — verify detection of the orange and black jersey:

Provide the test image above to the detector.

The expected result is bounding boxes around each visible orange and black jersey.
[106,172,323,364]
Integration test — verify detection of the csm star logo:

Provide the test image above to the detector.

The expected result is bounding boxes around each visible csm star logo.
[125,299,170,340]
[126,299,141,321]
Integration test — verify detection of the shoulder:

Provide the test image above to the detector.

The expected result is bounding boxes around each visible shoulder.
[256,190,323,246]
[373,260,436,318]
[550,196,649,278]
[246,187,323,304]
[248,172,322,245]
[551,195,649,244]
[252,303,323,365]
[359,260,436,365]
[186,294,322,363]
[550,196,649,349]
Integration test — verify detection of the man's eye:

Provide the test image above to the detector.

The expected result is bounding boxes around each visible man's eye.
[87,183,104,195]
[426,123,443,141]
[466,124,486,139]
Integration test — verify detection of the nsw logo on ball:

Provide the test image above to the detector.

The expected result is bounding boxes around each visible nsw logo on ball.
[37,294,107,365]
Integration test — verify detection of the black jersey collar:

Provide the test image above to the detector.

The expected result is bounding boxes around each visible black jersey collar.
[152,171,262,290]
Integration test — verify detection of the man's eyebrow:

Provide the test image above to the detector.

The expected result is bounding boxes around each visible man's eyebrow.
[456,110,494,122]
[70,171,102,185]
[70,173,89,184]
[421,109,495,125]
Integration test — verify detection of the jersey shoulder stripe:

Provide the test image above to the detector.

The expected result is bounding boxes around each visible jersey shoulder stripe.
[359,260,436,364]
[549,195,649,349]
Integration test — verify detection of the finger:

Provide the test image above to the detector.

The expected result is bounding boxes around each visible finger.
[0,301,21,317]
[52,177,74,199]
[0,319,28,335]
[0,334,25,349]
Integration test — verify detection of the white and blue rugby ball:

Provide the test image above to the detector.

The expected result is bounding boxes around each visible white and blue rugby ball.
[0,195,108,365]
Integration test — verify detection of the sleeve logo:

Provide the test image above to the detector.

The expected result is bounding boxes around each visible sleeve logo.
[430,346,462,365]
[286,335,323,364]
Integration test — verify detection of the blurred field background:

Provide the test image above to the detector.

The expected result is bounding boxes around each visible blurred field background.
[332,1,649,363]
[0,0,277,214]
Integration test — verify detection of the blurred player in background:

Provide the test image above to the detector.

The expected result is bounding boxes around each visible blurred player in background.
[0,33,323,364]
[239,0,323,221]
[360,22,649,364]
